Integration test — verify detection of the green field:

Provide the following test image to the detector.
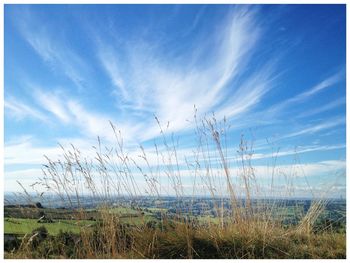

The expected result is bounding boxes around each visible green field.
[4,208,157,236]
[107,206,141,215]
[146,207,168,212]
[4,218,95,235]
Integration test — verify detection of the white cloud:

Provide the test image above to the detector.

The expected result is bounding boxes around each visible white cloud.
[5,132,345,196]
[5,140,61,166]
[67,100,117,141]
[297,97,345,118]
[294,70,344,100]
[215,63,276,119]
[5,135,105,167]
[171,160,346,181]
[35,90,72,123]
[14,8,88,88]
[4,168,46,194]
[93,6,276,141]
[265,70,345,117]
[5,97,48,122]
[247,144,346,161]
[5,6,345,197]
[26,5,278,144]
[97,46,128,100]
[29,88,142,143]
[282,117,345,139]
[5,168,43,180]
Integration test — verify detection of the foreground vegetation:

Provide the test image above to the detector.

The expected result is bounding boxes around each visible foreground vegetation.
[5,114,346,259]
[4,214,346,259]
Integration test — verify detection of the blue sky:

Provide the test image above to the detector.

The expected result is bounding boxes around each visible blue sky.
[4,4,346,197]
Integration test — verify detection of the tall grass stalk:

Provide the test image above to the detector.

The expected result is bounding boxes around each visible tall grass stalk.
[6,113,345,259]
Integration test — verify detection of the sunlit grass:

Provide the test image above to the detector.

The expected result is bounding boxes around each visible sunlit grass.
[5,113,346,259]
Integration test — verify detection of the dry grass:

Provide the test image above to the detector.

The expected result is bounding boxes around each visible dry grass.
[6,112,346,259]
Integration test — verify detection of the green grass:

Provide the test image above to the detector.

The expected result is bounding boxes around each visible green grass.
[146,207,168,212]
[107,207,140,215]
[4,213,157,236]
[4,216,346,259]
[4,218,95,236]
[4,207,99,220]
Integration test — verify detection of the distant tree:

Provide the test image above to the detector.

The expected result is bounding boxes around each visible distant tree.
[35,202,44,209]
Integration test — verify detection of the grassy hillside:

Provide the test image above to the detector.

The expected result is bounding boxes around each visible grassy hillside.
[5,214,346,259]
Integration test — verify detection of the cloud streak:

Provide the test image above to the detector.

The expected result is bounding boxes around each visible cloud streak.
[4,5,346,195]
[13,7,88,89]
[92,5,276,141]
[29,87,145,143]
[5,97,48,123]
[282,117,345,139]
[34,90,71,123]
[297,97,345,118]
[265,70,345,118]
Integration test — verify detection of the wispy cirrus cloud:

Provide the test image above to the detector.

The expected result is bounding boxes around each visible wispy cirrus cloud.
[4,5,345,195]
[293,70,344,100]
[5,139,61,166]
[34,89,72,123]
[29,87,143,143]
[297,97,345,118]
[5,97,49,123]
[265,70,345,117]
[93,5,276,140]
[96,45,128,101]
[247,143,345,161]
[66,100,143,143]
[171,143,346,169]
[12,7,88,89]
[282,117,345,139]
[5,132,345,196]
